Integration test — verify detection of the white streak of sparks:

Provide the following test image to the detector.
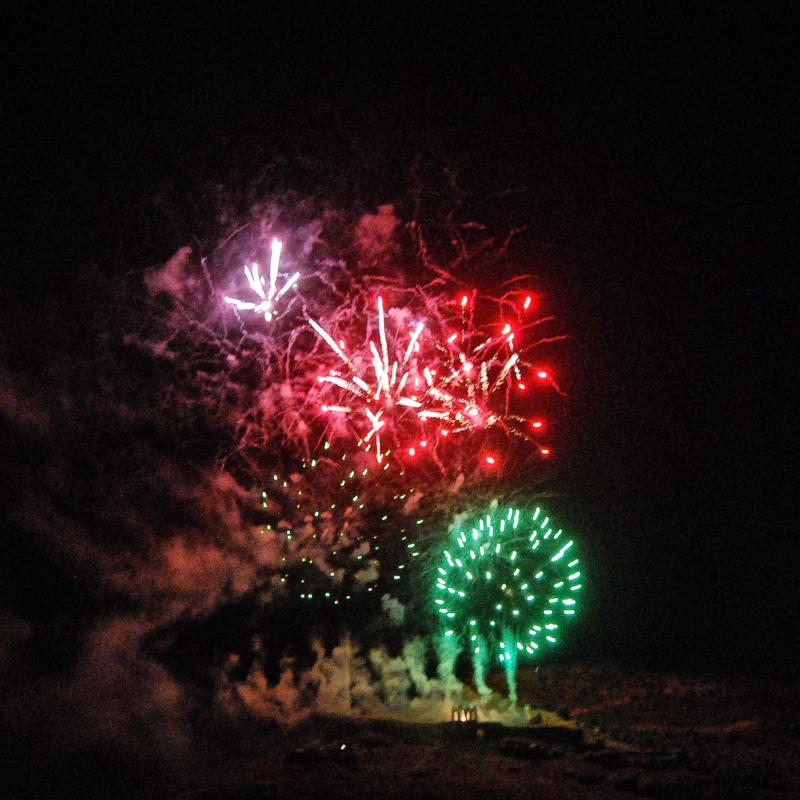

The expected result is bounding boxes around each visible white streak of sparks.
[268,237,281,301]
[403,321,425,364]
[493,352,520,389]
[310,318,356,370]
[378,296,389,377]
[224,238,298,323]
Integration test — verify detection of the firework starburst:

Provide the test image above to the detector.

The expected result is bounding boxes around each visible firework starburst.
[311,296,431,464]
[224,237,300,322]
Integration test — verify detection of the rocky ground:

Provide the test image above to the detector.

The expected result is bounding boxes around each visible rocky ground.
[167,665,799,800]
[11,664,799,799]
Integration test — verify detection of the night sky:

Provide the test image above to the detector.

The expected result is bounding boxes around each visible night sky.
[3,1,795,697]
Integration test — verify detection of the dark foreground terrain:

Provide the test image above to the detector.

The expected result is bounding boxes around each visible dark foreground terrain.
[13,664,799,800]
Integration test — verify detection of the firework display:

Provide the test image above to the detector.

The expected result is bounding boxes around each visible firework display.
[311,296,428,465]
[255,451,424,605]
[433,504,582,663]
[201,215,580,695]
[310,291,560,468]
[224,237,300,322]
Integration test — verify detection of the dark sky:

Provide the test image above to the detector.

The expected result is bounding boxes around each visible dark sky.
[4,5,796,674]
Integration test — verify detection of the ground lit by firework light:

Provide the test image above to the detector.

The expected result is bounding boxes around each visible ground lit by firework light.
[224,237,300,322]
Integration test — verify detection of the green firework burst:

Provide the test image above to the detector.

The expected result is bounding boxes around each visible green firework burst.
[433,504,582,664]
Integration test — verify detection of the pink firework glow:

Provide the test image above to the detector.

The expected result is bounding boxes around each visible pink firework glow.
[311,295,430,465]
[308,288,565,470]
[145,209,566,489]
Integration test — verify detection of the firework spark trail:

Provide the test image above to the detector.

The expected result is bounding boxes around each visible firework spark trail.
[433,503,583,704]
[255,454,425,605]
[224,238,300,322]
[189,219,564,477]
[309,292,560,466]
[421,318,531,438]
[311,296,438,464]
